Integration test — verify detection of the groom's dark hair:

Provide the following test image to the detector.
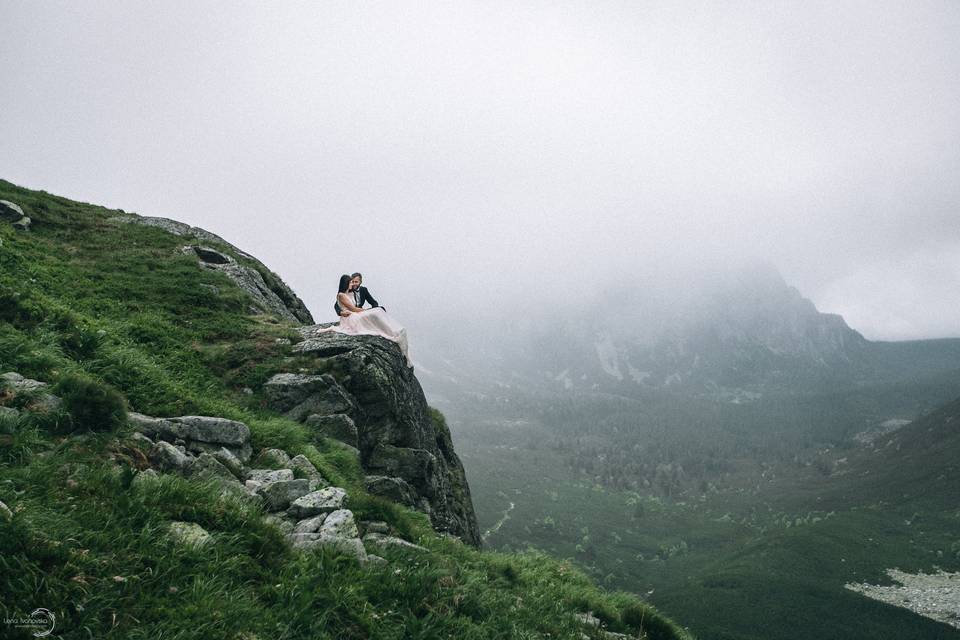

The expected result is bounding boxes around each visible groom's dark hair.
[338,274,352,294]
[351,272,362,280]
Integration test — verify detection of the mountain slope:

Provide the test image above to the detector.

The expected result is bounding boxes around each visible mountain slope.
[0,178,690,640]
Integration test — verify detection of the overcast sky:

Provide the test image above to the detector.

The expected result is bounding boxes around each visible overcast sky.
[2,1,959,341]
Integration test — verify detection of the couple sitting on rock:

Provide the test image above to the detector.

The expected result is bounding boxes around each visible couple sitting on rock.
[317,272,412,368]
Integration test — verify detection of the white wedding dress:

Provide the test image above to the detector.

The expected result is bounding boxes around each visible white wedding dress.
[330,306,412,367]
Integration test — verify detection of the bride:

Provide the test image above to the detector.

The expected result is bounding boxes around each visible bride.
[317,274,412,368]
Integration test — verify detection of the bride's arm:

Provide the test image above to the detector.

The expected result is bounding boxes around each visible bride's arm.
[338,292,363,313]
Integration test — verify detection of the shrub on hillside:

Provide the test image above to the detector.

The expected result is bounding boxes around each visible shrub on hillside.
[54,373,128,433]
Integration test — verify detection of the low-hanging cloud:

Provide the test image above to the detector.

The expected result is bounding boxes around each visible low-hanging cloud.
[1,1,958,342]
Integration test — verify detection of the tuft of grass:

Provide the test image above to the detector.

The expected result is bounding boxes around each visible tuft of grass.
[54,372,129,434]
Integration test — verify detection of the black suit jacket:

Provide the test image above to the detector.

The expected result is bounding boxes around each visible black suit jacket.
[334,286,381,316]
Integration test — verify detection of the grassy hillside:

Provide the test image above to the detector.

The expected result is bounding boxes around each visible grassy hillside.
[455,399,960,640]
[0,179,691,640]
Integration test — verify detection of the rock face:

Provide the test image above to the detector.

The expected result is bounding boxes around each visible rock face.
[108,212,313,323]
[278,330,481,546]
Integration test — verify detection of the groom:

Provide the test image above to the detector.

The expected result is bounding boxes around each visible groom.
[334,272,382,317]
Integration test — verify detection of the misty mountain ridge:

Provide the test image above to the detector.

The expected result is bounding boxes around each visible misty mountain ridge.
[420,262,960,400]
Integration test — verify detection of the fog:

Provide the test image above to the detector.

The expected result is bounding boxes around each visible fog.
[2,1,959,345]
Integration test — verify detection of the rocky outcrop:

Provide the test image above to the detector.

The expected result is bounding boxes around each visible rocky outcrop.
[108,213,313,323]
[268,329,481,546]
[0,200,31,231]
[127,432,427,565]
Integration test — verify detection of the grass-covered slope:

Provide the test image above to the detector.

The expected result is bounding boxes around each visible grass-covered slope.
[0,179,691,639]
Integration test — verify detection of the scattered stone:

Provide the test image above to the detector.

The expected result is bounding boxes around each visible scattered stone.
[362,520,391,535]
[363,554,388,567]
[0,373,61,412]
[1,372,47,392]
[293,513,329,534]
[0,200,24,222]
[286,486,347,519]
[148,440,192,471]
[168,521,212,548]
[289,532,368,562]
[846,569,960,629]
[254,448,291,468]
[189,453,243,488]
[263,513,295,535]
[575,612,601,628]
[12,217,30,231]
[364,475,419,507]
[362,532,428,553]
[304,413,358,448]
[199,283,220,296]
[246,468,294,486]
[255,478,310,512]
[0,406,20,420]
[0,500,12,520]
[211,446,244,479]
[130,468,160,490]
[130,413,252,462]
[319,509,359,539]
[289,454,327,490]
[129,431,153,447]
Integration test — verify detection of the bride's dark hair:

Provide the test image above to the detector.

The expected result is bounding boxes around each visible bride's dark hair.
[338,274,352,294]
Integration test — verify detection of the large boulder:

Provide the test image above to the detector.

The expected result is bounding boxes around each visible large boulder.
[0,200,24,222]
[255,478,311,512]
[130,413,252,462]
[263,374,355,422]
[287,333,480,546]
[286,486,347,519]
[304,413,358,448]
[0,201,31,231]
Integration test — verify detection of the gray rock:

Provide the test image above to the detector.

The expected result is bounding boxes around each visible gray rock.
[0,200,24,222]
[0,406,20,420]
[363,554,388,567]
[129,413,182,441]
[304,413,358,448]
[128,431,153,447]
[189,453,242,488]
[0,500,12,520]
[319,509,359,539]
[287,334,481,545]
[289,454,328,490]
[254,448,291,468]
[366,446,438,497]
[12,216,30,231]
[129,413,252,463]
[288,531,368,561]
[173,416,250,447]
[263,373,355,422]
[168,521,212,548]
[149,440,192,471]
[130,468,160,490]
[263,513,295,535]
[364,475,419,507]
[361,520,391,535]
[255,478,310,512]
[293,513,329,534]
[211,446,244,479]
[286,486,347,519]
[362,532,428,553]
[246,468,294,488]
